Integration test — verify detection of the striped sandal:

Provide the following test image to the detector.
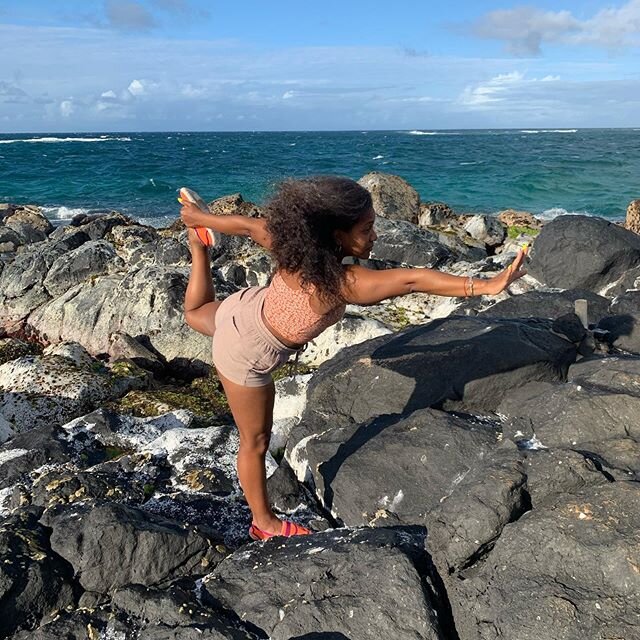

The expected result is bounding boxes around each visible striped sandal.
[249,520,312,541]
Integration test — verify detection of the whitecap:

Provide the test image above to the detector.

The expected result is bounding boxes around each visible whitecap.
[459,161,479,165]
[0,136,132,144]
[372,154,384,160]
[407,130,437,135]
[520,130,540,134]
[289,143,296,146]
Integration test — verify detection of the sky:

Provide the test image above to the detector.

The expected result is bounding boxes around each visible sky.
[0,0,639,132]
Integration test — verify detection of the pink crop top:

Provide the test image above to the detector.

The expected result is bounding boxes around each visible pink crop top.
[263,272,346,345]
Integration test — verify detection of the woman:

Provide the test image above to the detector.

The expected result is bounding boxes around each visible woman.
[180,176,527,541]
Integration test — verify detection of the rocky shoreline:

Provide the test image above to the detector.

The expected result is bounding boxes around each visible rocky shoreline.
[1,173,640,639]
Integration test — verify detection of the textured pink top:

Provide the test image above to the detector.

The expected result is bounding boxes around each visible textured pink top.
[263,271,346,345]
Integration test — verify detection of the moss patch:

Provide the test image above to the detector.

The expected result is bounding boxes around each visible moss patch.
[507,225,540,239]
[106,369,230,425]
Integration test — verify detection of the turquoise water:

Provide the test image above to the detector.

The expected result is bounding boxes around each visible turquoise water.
[0,129,638,227]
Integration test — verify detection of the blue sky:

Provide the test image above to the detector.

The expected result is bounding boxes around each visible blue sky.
[1,0,639,132]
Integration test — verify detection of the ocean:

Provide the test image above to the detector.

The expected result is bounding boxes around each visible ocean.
[0,129,638,228]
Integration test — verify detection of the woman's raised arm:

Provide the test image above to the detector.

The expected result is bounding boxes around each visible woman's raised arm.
[341,248,527,305]
[180,203,273,249]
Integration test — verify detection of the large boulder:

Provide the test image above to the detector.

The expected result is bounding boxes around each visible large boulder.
[0,508,76,638]
[289,407,500,526]
[44,501,228,594]
[205,526,448,640]
[527,215,640,293]
[358,172,420,224]
[287,316,577,454]
[369,216,453,267]
[26,265,212,375]
[452,482,640,640]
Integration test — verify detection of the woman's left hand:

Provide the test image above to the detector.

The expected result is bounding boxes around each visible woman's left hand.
[486,246,528,295]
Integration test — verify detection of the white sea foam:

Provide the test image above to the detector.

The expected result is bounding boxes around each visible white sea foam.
[407,130,437,135]
[539,207,586,220]
[459,161,480,165]
[372,154,384,159]
[0,136,131,144]
[42,206,92,220]
[520,129,577,134]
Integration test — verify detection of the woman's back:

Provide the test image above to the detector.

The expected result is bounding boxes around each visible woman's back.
[262,270,346,346]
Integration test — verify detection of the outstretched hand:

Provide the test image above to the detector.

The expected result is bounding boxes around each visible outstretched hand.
[487,245,528,295]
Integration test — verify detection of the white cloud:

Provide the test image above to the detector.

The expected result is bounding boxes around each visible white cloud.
[101,89,117,98]
[60,99,74,117]
[127,79,145,95]
[459,71,524,107]
[471,0,640,55]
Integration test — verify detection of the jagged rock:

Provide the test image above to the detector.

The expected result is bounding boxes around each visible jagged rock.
[498,375,640,468]
[50,211,132,241]
[300,314,392,367]
[426,443,528,574]
[129,236,191,268]
[44,501,228,594]
[418,201,456,228]
[271,373,313,454]
[0,337,40,366]
[0,205,53,247]
[0,350,148,433]
[0,413,13,444]
[109,582,260,638]
[42,340,95,368]
[290,408,499,526]
[463,214,506,247]
[452,482,640,640]
[205,526,448,640]
[0,508,76,638]
[480,289,610,326]
[624,198,640,234]
[0,229,90,328]
[369,216,453,267]
[27,265,212,376]
[286,316,576,459]
[358,172,421,224]
[527,215,640,294]
[42,239,119,297]
[0,424,74,492]
[8,606,135,640]
[108,332,166,374]
[497,209,542,229]
[597,290,640,354]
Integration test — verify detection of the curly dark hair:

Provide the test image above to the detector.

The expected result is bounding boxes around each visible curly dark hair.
[265,176,373,302]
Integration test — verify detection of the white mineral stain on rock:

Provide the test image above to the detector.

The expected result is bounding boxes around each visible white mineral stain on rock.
[0,448,28,465]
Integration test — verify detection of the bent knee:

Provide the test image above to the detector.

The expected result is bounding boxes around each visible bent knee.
[184,308,215,337]
[239,432,271,456]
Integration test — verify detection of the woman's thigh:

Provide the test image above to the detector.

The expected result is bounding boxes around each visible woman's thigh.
[218,371,275,444]
[185,300,223,337]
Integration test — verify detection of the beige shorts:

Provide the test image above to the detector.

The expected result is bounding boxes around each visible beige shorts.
[212,286,301,387]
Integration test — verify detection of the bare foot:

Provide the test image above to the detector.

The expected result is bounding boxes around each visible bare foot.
[187,227,207,250]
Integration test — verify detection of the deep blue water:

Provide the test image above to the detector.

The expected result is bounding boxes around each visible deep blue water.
[0,129,638,227]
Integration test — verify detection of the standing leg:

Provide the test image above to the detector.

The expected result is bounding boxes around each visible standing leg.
[218,372,283,534]
[184,228,221,337]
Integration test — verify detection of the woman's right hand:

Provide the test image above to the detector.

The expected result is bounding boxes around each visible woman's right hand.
[180,202,209,229]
